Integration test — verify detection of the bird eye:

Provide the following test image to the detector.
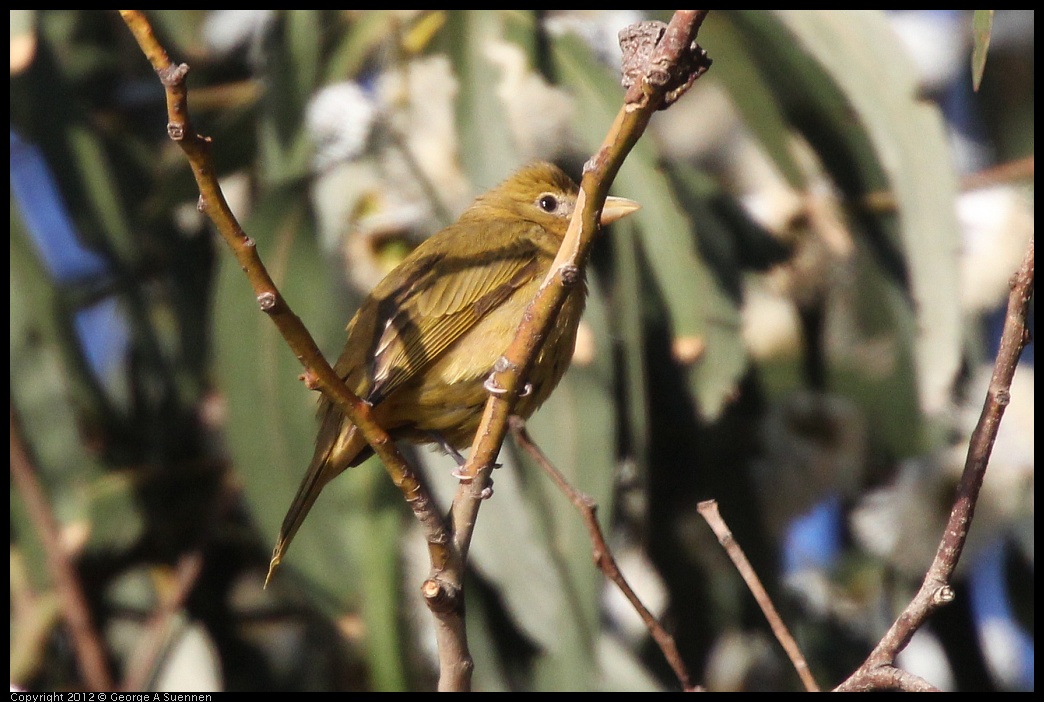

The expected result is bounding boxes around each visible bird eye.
[538,194,558,212]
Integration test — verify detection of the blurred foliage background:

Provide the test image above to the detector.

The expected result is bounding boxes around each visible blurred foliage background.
[9,10,1034,692]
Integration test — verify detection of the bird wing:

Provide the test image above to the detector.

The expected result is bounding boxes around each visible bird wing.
[363,241,543,405]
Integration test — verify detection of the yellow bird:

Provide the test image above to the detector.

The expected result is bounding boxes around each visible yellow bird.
[269,162,639,579]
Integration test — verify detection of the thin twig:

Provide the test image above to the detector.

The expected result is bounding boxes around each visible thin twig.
[510,417,698,692]
[959,154,1034,191]
[837,237,1034,692]
[697,500,819,692]
[863,154,1034,212]
[10,404,116,692]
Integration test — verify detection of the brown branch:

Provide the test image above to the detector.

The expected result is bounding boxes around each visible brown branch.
[697,500,819,692]
[836,665,939,693]
[837,237,1034,692]
[862,155,1035,213]
[960,154,1034,191]
[510,417,698,692]
[10,404,116,692]
[430,11,711,689]
[115,10,451,580]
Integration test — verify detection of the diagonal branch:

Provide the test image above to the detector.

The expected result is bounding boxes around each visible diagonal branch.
[116,11,452,582]
[10,404,116,692]
[837,237,1034,692]
[697,500,819,692]
[511,417,698,692]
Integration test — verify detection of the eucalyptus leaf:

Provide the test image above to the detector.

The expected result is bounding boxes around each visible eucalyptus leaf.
[728,10,961,429]
[971,10,994,92]
[443,11,519,188]
[213,189,362,607]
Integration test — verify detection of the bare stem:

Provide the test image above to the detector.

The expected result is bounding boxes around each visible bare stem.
[697,500,819,692]
[837,237,1034,692]
[10,404,116,692]
[511,417,698,691]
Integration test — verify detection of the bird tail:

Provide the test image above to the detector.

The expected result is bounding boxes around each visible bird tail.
[265,410,370,587]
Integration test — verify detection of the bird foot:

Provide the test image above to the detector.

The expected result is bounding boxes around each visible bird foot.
[483,374,508,395]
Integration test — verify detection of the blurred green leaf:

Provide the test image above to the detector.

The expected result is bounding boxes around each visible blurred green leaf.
[971,10,994,92]
[10,202,107,522]
[212,189,360,605]
[728,10,961,444]
[700,14,806,190]
[258,12,323,183]
[443,10,520,188]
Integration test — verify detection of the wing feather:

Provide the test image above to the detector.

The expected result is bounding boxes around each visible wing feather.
[365,243,542,404]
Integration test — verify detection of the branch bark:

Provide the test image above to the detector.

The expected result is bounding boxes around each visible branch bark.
[116,10,452,581]
[837,237,1034,692]
[10,404,116,692]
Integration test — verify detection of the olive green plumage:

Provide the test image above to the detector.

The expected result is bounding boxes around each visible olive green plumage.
[269,162,639,577]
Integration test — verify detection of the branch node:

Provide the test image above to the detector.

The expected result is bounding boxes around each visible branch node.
[619,19,712,109]
[257,291,277,312]
[933,585,956,605]
[620,21,667,92]
[493,355,518,373]
[994,388,1010,407]
[422,577,460,613]
[158,62,189,87]
[559,264,581,286]
[299,370,321,391]
[479,485,494,500]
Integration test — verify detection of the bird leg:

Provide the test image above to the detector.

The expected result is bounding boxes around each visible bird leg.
[428,430,503,481]
[430,431,467,467]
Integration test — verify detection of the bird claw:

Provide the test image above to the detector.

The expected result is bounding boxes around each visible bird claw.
[451,467,471,481]
[484,376,532,399]
[483,374,508,395]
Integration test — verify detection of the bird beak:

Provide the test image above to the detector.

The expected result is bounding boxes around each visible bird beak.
[599,196,641,226]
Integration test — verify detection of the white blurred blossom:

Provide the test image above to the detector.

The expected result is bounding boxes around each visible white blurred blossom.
[306,81,379,171]
[201,10,274,60]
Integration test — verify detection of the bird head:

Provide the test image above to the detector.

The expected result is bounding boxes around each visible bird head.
[470,162,640,234]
